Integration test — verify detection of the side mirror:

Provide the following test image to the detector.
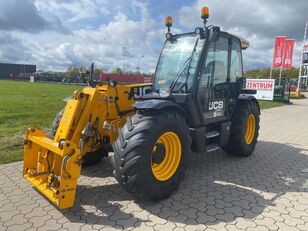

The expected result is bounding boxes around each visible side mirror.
[208,26,220,42]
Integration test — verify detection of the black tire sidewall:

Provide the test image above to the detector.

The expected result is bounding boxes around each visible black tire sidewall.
[239,101,259,154]
[112,110,190,200]
[137,113,188,196]
[223,100,260,156]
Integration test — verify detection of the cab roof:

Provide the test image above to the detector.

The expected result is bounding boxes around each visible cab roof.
[229,33,249,50]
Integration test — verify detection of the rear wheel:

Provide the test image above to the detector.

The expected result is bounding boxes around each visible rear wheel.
[111,110,191,200]
[50,109,107,166]
[222,100,260,157]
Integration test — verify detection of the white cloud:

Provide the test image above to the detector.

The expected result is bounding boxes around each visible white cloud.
[0,0,68,33]
[0,32,33,62]
[2,6,164,72]
[1,0,306,73]
[35,0,111,22]
[178,0,308,69]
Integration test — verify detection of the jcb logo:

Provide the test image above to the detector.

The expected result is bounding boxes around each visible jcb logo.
[208,101,224,111]
[129,86,152,99]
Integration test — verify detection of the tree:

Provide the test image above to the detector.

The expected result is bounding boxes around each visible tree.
[94,68,103,76]
[66,66,87,78]
[244,67,299,79]
[110,67,123,74]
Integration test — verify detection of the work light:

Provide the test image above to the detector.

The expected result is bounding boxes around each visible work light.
[201,7,209,19]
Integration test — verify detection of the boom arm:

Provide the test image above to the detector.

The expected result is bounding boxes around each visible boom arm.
[23,83,151,208]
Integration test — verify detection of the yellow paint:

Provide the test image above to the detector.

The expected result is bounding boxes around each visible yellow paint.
[244,114,256,145]
[23,83,151,209]
[151,132,182,181]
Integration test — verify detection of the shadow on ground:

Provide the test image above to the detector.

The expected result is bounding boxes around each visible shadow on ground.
[61,141,308,229]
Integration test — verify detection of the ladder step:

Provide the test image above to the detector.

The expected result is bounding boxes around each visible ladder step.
[206,130,220,139]
[205,143,220,152]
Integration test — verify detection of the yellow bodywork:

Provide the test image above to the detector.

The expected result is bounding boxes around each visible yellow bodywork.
[23,83,151,209]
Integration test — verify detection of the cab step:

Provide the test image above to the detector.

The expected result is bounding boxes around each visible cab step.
[206,130,220,139]
[205,143,220,152]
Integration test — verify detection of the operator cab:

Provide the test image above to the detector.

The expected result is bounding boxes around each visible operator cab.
[147,7,249,129]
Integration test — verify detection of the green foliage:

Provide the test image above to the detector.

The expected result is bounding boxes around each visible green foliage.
[110,67,123,74]
[66,65,87,78]
[245,67,299,79]
[257,100,286,110]
[94,68,103,76]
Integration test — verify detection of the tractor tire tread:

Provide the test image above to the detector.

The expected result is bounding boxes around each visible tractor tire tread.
[112,109,191,200]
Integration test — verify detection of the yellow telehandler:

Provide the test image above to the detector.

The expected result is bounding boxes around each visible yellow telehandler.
[23,7,260,209]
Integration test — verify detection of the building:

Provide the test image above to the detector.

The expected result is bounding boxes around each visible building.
[0,63,36,78]
[299,44,308,89]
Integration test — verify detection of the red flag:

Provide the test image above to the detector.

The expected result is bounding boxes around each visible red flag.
[283,39,295,69]
[272,36,286,68]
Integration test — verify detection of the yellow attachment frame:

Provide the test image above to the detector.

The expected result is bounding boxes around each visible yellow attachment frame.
[23,83,151,209]
[24,128,81,208]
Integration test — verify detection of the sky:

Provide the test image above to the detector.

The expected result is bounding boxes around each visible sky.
[0,0,307,73]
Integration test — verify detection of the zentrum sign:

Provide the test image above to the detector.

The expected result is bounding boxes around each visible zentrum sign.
[246,79,275,101]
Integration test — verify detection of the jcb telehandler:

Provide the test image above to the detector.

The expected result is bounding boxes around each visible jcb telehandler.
[23,7,260,209]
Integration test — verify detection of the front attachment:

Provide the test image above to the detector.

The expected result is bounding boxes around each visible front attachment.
[23,128,82,209]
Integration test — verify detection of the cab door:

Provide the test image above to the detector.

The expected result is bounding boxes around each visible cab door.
[197,35,230,124]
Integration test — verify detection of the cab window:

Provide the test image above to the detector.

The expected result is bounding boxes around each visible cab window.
[200,36,229,87]
[230,39,242,82]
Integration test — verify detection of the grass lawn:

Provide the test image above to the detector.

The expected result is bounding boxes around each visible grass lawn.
[0,80,288,164]
[257,100,286,110]
[0,80,81,164]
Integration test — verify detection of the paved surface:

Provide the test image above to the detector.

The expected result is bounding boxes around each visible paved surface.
[1,96,308,231]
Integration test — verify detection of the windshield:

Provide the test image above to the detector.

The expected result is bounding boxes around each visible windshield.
[153,34,204,92]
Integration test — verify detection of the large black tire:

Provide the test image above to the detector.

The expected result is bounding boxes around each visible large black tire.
[50,109,64,139]
[81,147,108,167]
[50,109,107,166]
[223,100,260,157]
[111,110,191,200]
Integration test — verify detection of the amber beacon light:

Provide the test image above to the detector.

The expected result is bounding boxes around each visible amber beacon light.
[165,16,173,27]
[201,7,209,19]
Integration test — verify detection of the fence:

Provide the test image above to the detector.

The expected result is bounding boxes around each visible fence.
[273,79,291,103]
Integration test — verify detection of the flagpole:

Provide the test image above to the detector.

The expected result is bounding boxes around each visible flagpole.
[279,50,285,86]
[297,20,308,93]
[270,37,276,79]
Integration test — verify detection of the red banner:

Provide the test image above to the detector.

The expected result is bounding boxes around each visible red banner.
[272,36,286,68]
[283,39,295,69]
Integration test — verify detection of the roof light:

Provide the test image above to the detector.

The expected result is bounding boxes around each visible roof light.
[201,7,209,20]
[165,16,173,27]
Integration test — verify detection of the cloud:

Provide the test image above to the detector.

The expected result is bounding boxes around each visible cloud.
[0,0,68,33]
[3,2,164,72]
[66,10,162,72]
[0,32,33,62]
[35,0,111,23]
[1,0,306,72]
[178,0,308,69]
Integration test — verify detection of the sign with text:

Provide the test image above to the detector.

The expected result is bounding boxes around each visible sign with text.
[246,79,275,101]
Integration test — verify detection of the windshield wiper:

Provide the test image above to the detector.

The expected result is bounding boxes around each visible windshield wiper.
[169,38,199,92]
[170,56,192,91]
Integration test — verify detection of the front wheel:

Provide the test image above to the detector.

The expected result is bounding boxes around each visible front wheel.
[111,110,191,200]
[222,100,260,157]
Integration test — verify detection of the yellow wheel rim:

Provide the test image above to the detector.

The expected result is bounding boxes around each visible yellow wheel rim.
[151,132,182,181]
[245,114,256,145]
